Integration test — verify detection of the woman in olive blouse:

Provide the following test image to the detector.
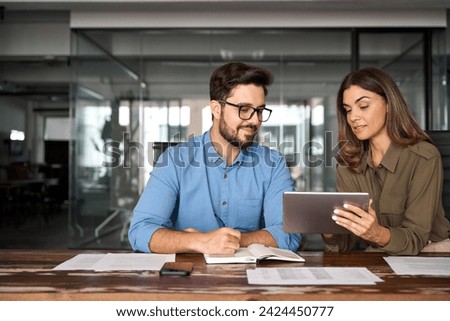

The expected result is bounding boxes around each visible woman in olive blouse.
[323,67,450,255]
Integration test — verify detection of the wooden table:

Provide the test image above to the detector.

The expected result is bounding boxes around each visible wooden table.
[0,249,449,301]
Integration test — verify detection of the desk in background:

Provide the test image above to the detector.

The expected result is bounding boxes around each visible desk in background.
[0,178,61,227]
[0,249,449,300]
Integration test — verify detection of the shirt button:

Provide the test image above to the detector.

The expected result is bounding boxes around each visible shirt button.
[224,174,228,179]
[222,201,227,206]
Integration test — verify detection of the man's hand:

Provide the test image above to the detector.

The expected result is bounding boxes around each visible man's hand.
[150,227,241,254]
[190,227,241,255]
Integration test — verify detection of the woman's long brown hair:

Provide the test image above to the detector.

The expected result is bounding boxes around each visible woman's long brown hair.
[336,67,430,172]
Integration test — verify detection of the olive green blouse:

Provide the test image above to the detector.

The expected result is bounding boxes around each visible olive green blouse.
[324,141,450,255]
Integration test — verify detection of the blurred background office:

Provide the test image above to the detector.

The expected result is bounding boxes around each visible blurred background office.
[0,0,449,250]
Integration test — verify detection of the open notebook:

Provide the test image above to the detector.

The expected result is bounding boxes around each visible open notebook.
[203,243,305,264]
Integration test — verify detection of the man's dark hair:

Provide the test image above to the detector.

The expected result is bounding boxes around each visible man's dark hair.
[209,62,273,101]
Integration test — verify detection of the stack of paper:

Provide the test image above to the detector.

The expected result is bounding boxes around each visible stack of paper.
[52,253,175,271]
[246,267,383,285]
[384,256,450,276]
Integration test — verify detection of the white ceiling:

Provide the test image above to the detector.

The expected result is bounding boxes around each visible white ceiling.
[1,0,450,11]
[0,0,449,104]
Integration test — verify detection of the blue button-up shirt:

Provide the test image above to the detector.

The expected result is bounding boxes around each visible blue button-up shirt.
[128,131,301,252]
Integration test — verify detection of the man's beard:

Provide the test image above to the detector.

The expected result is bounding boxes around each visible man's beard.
[218,116,258,149]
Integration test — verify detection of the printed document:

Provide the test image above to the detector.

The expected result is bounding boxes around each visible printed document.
[246,267,383,285]
[53,253,175,271]
[384,256,450,276]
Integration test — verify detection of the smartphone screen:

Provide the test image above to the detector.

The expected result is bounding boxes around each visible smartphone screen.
[159,262,193,276]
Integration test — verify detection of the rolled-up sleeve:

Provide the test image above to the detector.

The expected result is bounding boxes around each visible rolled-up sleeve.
[128,152,179,253]
[263,151,301,251]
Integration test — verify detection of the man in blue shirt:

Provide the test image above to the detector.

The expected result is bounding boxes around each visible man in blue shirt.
[128,62,301,254]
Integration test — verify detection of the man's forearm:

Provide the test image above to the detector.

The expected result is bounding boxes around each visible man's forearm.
[149,228,198,253]
[149,227,242,254]
[240,230,277,248]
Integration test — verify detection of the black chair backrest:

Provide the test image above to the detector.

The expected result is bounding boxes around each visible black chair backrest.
[152,142,180,166]
[427,130,450,221]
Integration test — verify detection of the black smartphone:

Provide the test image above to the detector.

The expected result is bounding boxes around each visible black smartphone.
[159,262,193,276]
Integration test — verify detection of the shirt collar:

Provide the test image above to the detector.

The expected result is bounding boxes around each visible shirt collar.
[205,130,256,166]
[362,143,402,173]
[204,130,222,164]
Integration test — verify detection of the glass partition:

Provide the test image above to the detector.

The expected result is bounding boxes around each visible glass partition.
[431,29,448,130]
[359,31,426,127]
[359,30,448,129]
[70,31,141,249]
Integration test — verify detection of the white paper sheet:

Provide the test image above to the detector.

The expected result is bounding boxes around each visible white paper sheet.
[53,253,176,271]
[52,254,106,270]
[246,267,383,285]
[384,256,450,276]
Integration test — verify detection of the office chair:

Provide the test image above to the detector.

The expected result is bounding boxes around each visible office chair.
[427,130,450,221]
[151,141,180,166]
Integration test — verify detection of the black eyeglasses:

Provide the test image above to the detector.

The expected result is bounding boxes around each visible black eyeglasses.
[217,100,272,122]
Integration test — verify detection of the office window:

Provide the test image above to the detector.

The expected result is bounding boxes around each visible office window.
[45,117,70,141]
